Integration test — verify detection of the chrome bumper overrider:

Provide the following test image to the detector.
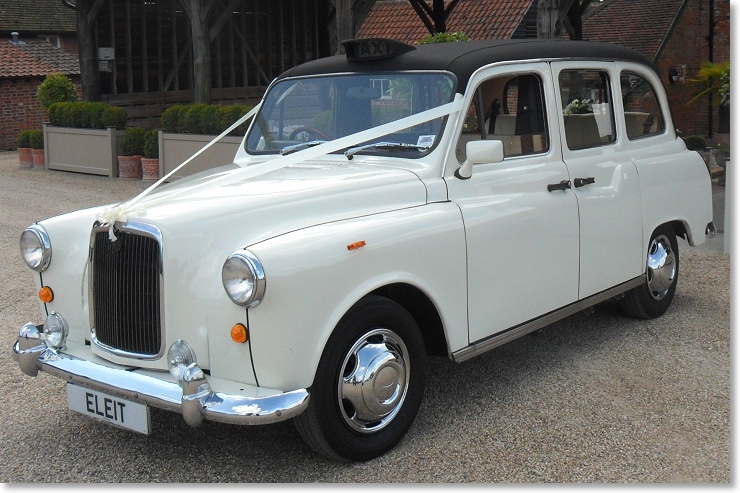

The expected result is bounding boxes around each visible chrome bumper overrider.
[12,323,309,428]
[706,222,717,238]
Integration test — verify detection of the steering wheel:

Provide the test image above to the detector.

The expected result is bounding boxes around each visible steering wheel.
[289,126,331,141]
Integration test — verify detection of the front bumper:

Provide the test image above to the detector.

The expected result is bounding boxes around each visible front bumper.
[12,323,309,428]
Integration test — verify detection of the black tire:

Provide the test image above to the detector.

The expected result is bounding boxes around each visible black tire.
[294,295,427,462]
[621,224,679,319]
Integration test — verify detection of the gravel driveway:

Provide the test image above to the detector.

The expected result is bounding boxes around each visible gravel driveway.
[0,152,730,483]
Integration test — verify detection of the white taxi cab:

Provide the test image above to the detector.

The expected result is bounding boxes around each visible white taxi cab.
[13,38,714,462]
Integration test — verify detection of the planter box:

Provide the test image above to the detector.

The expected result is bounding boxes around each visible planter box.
[44,124,123,177]
[159,131,242,180]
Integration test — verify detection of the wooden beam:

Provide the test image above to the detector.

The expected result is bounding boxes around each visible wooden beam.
[229,17,270,85]
[407,0,435,34]
[86,0,106,25]
[209,0,241,41]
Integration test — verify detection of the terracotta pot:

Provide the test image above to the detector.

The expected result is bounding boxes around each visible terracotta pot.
[141,157,160,180]
[118,155,142,179]
[31,149,45,169]
[18,148,33,168]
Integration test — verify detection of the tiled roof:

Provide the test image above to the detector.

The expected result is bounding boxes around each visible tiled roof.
[0,0,77,34]
[0,38,80,78]
[357,0,535,44]
[582,0,686,60]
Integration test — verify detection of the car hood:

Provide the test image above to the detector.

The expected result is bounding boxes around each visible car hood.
[122,160,429,247]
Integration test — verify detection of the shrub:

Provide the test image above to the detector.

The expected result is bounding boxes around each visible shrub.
[221,104,254,135]
[119,127,147,156]
[143,129,159,159]
[48,101,117,129]
[28,129,44,150]
[162,103,254,135]
[419,31,469,44]
[683,135,707,151]
[16,129,34,148]
[37,73,79,111]
[101,106,128,129]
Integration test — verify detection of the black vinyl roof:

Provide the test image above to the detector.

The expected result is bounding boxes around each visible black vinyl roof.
[276,39,655,93]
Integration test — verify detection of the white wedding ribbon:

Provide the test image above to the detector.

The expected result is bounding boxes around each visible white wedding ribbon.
[97,97,464,239]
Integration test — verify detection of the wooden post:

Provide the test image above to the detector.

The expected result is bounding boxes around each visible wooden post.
[183,0,213,104]
[75,0,101,101]
[536,0,574,39]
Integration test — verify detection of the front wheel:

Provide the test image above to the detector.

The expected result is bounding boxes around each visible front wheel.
[294,295,427,462]
[621,224,679,319]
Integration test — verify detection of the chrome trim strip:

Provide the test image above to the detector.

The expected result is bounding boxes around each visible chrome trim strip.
[12,337,309,426]
[88,221,166,360]
[452,275,646,363]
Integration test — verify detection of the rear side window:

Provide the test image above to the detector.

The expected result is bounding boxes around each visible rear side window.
[559,70,615,150]
[620,71,666,139]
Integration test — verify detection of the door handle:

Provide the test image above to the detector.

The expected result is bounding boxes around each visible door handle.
[574,177,596,188]
[547,180,571,192]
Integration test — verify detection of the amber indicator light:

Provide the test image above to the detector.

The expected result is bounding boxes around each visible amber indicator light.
[231,323,248,343]
[39,286,54,303]
[347,240,366,251]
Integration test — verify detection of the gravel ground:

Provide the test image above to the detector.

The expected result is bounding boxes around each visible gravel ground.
[0,151,730,483]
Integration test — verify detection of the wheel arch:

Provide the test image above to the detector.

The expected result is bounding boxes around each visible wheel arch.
[369,283,450,358]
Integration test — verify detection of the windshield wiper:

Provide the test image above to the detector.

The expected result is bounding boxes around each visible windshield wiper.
[344,142,429,160]
[280,140,327,156]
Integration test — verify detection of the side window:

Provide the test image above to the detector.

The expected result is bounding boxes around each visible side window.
[559,69,615,150]
[620,71,666,139]
[456,73,549,163]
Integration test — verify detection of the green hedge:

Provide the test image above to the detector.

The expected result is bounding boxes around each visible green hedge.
[682,135,707,151]
[48,101,128,130]
[37,73,79,111]
[161,103,253,136]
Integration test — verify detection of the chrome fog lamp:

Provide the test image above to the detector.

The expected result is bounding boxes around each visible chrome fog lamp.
[42,312,68,350]
[20,224,51,272]
[168,340,197,382]
[222,250,266,307]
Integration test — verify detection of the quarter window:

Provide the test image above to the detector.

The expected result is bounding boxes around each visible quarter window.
[620,71,666,139]
[456,73,549,163]
[559,70,615,150]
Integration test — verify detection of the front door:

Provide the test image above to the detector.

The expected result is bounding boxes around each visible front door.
[445,63,580,344]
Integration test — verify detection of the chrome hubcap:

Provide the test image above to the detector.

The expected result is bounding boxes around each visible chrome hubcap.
[337,328,410,433]
[646,234,676,301]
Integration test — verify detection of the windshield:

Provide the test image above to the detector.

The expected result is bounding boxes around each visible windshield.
[246,73,455,157]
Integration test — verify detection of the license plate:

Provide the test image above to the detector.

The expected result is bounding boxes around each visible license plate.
[67,384,151,435]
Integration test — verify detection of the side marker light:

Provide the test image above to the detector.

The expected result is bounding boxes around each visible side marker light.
[347,241,366,251]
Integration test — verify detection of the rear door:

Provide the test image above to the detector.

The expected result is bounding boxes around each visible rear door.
[551,62,643,299]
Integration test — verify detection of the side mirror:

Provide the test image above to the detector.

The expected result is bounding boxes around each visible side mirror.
[455,140,504,180]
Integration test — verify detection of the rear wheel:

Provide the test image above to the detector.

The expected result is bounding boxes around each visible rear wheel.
[621,224,679,319]
[295,295,427,462]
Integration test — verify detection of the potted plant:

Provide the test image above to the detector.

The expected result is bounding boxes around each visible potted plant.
[118,127,146,179]
[141,129,160,180]
[29,129,45,169]
[16,130,34,168]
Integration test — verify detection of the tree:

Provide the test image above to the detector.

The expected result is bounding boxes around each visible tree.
[537,0,593,40]
[689,60,730,107]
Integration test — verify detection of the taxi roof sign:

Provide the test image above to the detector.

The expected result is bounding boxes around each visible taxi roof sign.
[342,38,416,62]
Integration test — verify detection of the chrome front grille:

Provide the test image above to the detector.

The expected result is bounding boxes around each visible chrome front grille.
[90,224,163,358]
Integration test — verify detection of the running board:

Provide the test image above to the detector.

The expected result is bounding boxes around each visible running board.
[451,275,645,363]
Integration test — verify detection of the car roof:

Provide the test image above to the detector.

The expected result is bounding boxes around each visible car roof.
[276,38,655,93]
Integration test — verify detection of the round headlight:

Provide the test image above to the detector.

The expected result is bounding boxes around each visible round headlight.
[43,312,68,350]
[168,340,197,382]
[20,224,51,272]
[222,250,266,307]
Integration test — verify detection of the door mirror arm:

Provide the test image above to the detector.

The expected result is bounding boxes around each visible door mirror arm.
[455,140,504,179]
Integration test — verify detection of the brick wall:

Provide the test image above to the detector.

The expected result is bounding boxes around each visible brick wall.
[657,0,729,146]
[0,75,82,151]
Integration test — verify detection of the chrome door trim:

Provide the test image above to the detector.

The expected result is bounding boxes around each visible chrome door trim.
[452,275,645,363]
